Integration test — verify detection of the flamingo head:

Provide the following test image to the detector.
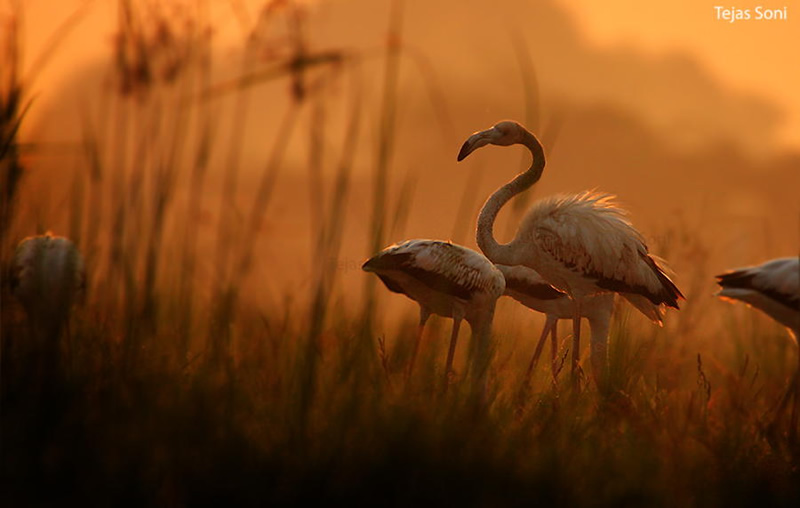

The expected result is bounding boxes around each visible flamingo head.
[457,120,525,161]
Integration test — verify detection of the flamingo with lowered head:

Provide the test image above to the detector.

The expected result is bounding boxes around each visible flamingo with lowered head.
[458,120,683,387]
[498,264,670,386]
[363,239,505,390]
[716,257,800,438]
[10,232,85,383]
[716,257,799,338]
[497,264,614,383]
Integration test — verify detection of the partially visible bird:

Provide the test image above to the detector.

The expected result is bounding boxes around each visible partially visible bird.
[716,257,800,438]
[716,257,799,337]
[11,232,86,335]
[498,264,670,386]
[458,120,683,387]
[362,239,505,389]
[10,232,86,380]
[496,264,614,384]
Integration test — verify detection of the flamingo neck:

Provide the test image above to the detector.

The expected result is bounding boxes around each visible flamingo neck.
[476,129,545,265]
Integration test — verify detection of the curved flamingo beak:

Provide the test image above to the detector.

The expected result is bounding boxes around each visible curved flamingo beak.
[457,128,496,161]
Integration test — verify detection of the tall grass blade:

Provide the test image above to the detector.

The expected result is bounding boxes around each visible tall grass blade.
[361,0,405,338]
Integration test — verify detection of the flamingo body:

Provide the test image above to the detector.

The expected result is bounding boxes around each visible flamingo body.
[716,257,800,439]
[716,257,800,339]
[364,239,504,320]
[497,264,614,381]
[363,239,505,386]
[10,232,85,383]
[458,120,683,385]
[498,264,614,323]
[515,192,681,307]
[11,232,85,332]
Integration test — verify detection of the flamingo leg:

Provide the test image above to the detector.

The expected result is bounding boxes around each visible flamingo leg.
[469,311,495,408]
[406,307,431,382]
[589,313,612,393]
[550,319,559,379]
[790,377,799,445]
[590,341,608,394]
[443,317,462,391]
[572,301,582,390]
[791,351,800,444]
[525,316,556,383]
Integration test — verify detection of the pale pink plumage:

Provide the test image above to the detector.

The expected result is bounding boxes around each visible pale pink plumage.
[458,120,683,387]
[363,239,505,387]
[497,264,614,381]
[716,257,800,438]
[716,257,799,339]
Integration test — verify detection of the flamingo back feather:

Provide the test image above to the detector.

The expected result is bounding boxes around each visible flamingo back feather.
[363,240,505,301]
[520,191,683,308]
[716,257,799,334]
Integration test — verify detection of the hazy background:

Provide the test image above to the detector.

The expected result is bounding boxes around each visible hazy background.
[10,0,800,330]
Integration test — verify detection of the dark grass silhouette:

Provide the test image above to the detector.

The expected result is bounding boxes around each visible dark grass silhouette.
[3,1,800,506]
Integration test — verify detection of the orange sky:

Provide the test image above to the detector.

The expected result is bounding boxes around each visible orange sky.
[558,0,800,149]
[17,0,800,150]
[7,0,798,333]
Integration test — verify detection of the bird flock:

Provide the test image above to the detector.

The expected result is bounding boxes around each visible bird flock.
[362,120,800,406]
[9,120,800,415]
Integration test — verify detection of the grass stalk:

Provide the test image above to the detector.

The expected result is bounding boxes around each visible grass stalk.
[361,0,405,340]
[3,3,799,506]
[179,1,215,357]
[297,66,362,439]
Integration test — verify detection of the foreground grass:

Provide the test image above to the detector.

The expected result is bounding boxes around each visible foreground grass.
[2,294,799,507]
[3,2,798,506]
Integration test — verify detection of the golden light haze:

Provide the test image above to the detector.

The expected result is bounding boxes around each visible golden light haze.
[20,0,800,151]
[560,0,800,149]
[8,0,800,329]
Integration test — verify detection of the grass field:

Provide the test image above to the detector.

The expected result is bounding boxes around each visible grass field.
[2,1,800,506]
[3,276,800,506]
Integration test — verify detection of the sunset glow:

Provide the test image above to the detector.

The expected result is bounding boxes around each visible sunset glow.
[3,1,799,505]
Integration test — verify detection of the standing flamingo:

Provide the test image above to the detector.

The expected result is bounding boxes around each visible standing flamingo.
[11,232,86,337]
[716,257,800,438]
[497,264,614,383]
[10,232,85,383]
[498,264,666,386]
[457,120,683,387]
[362,239,505,389]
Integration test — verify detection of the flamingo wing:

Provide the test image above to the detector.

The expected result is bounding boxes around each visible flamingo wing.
[717,258,799,311]
[527,192,683,308]
[363,240,503,301]
[497,265,566,300]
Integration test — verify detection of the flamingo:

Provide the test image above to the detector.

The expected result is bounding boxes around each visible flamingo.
[715,257,800,438]
[10,232,85,381]
[362,239,505,389]
[11,232,86,336]
[498,264,670,386]
[496,264,614,383]
[457,120,683,387]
